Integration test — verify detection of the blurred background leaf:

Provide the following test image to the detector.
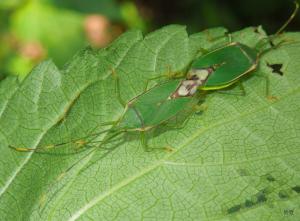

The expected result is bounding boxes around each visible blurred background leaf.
[10,0,84,74]
[0,0,299,79]
[0,0,25,10]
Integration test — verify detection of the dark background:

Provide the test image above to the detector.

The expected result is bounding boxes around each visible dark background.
[0,0,299,79]
[137,0,300,34]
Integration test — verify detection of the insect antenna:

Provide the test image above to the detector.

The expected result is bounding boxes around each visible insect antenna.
[54,128,126,176]
[274,1,299,36]
[9,121,118,154]
[256,1,299,55]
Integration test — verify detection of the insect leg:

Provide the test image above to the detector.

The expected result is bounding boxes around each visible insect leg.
[56,129,125,175]
[140,131,149,151]
[85,129,126,149]
[165,64,187,79]
[144,65,185,91]
[9,121,118,153]
[195,33,231,57]
[140,131,175,153]
[254,72,278,100]
[196,47,209,57]
[143,75,169,91]
[111,69,126,107]
[215,81,246,96]
[256,1,299,55]
[8,129,111,153]
[237,81,246,96]
[164,115,192,130]
[274,1,299,36]
[227,33,232,43]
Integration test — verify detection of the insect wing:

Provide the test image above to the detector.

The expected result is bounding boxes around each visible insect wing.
[192,43,257,88]
[133,80,181,121]
[147,96,194,126]
[122,79,194,128]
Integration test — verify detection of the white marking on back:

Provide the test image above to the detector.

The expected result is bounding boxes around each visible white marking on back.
[182,80,194,87]
[169,68,213,99]
[197,70,209,80]
[177,85,189,96]
[189,86,197,95]
[189,69,209,80]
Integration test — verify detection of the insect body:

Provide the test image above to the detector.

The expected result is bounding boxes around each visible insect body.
[100,75,205,150]
[119,80,195,131]
[187,42,257,91]
[184,2,299,94]
[10,76,203,152]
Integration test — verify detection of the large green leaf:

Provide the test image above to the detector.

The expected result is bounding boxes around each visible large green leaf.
[0,25,300,221]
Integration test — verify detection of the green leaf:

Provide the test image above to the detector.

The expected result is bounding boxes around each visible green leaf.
[0,25,300,221]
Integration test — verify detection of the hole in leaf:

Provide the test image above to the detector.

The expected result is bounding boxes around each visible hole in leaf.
[266,62,284,76]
